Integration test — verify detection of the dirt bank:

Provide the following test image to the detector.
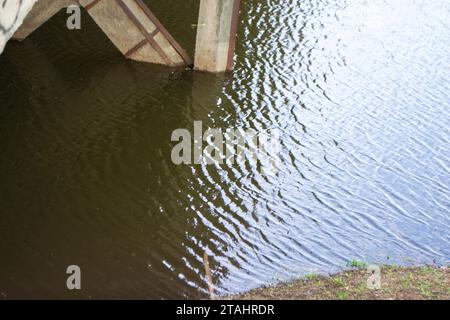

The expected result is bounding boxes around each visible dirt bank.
[233,265,449,300]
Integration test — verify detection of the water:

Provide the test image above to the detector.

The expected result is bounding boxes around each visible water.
[0,0,449,299]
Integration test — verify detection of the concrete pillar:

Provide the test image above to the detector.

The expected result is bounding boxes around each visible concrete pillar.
[11,0,191,67]
[194,0,241,73]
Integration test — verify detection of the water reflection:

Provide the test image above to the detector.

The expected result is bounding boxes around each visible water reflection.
[0,0,449,298]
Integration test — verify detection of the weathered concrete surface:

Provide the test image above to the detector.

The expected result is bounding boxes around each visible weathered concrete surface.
[7,0,191,67]
[0,0,37,53]
[194,0,241,72]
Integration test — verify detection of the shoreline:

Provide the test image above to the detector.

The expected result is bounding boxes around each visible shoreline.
[231,265,449,300]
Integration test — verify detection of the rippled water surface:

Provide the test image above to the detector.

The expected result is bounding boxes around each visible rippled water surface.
[0,0,449,298]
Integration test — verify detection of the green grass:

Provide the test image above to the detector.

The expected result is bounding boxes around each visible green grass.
[347,260,368,269]
[331,276,345,287]
[337,291,349,300]
[304,273,319,281]
[356,282,367,295]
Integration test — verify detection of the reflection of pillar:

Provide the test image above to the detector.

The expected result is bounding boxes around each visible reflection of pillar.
[12,0,191,67]
[194,0,241,73]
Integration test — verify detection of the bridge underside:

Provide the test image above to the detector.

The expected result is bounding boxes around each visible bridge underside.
[11,0,240,72]
[14,0,192,67]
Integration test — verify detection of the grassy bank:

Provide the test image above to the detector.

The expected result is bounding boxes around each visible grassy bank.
[233,265,449,300]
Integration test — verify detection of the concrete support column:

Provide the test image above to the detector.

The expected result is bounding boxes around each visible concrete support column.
[194,0,241,73]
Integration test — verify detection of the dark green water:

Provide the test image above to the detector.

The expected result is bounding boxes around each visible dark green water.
[0,0,449,299]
